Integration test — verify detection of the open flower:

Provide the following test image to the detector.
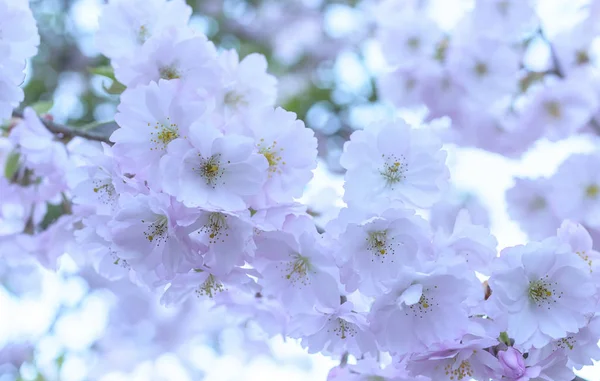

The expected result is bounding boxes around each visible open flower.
[488,238,595,349]
[341,119,449,209]
[159,123,268,211]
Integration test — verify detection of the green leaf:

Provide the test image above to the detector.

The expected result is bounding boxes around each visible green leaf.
[499,331,511,346]
[4,151,20,179]
[30,100,54,115]
[88,65,116,81]
[40,202,64,230]
[249,207,257,217]
[102,79,126,95]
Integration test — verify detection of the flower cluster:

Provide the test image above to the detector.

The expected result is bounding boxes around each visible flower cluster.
[376,0,600,157]
[4,0,600,380]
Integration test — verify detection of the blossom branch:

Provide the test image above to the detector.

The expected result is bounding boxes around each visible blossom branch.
[11,109,115,144]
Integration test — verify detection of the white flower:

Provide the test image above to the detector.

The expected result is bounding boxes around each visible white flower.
[0,0,39,123]
[369,268,472,355]
[0,0,39,62]
[215,50,277,115]
[111,79,207,183]
[114,29,219,90]
[520,79,599,141]
[334,208,432,296]
[548,153,600,229]
[341,119,449,209]
[488,238,595,349]
[96,0,192,61]
[110,192,196,279]
[377,12,443,68]
[447,37,520,103]
[254,230,340,313]
[433,209,498,275]
[551,315,600,369]
[289,302,377,358]
[506,177,562,240]
[159,123,268,211]
[234,107,318,207]
[189,209,255,274]
[556,220,600,284]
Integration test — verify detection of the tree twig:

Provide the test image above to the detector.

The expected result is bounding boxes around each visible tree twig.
[11,109,115,144]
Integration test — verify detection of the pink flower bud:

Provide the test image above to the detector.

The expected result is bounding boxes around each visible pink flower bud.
[498,347,526,379]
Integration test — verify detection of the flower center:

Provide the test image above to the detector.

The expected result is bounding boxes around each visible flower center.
[159,64,181,80]
[142,215,168,244]
[544,101,561,119]
[528,277,561,307]
[149,117,179,150]
[586,184,599,199]
[224,90,247,108]
[444,360,474,380]
[407,37,420,51]
[92,180,117,205]
[280,254,313,287]
[557,335,576,350]
[194,154,225,187]
[258,139,284,176]
[200,213,229,244]
[474,62,488,77]
[195,274,225,298]
[407,288,439,318]
[528,196,547,211]
[328,318,357,340]
[365,230,397,262]
[380,154,408,187]
[576,50,590,65]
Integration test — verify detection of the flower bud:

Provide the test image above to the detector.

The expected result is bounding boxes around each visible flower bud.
[498,347,526,379]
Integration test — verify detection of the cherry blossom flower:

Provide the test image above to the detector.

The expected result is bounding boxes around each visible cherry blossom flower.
[214,50,277,115]
[290,302,377,357]
[189,209,255,274]
[549,153,600,229]
[506,177,562,240]
[0,0,39,62]
[430,191,490,233]
[96,0,192,61]
[110,192,197,280]
[433,209,498,275]
[254,230,340,313]
[334,207,432,296]
[520,79,599,141]
[114,29,219,91]
[369,269,472,355]
[377,11,443,68]
[111,79,207,182]
[159,123,268,211]
[447,37,520,102]
[341,119,449,209]
[234,107,318,207]
[488,238,595,348]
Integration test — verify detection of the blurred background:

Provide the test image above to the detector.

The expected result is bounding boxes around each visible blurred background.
[3,0,600,380]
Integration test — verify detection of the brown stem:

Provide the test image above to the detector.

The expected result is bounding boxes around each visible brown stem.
[11,110,115,144]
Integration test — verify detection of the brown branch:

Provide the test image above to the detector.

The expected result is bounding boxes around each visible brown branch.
[11,110,115,144]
